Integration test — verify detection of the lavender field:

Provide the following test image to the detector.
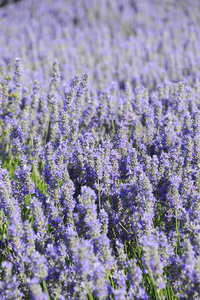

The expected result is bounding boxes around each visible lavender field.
[1,0,200,299]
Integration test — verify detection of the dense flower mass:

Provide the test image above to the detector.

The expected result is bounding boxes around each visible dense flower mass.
[1,0,200,299]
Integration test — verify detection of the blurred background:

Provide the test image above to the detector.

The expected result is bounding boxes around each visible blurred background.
[0,0,200,90]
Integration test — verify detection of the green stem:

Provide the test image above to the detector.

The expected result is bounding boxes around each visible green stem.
[42,280,51,300]
[45,104,52,144]
[147,268,162,300]
[112,120,115,135]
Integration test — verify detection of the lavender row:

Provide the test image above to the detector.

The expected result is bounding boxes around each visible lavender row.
[0,59,200,298]
[1,0,200,299]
